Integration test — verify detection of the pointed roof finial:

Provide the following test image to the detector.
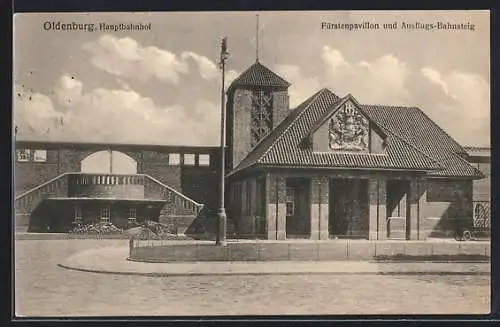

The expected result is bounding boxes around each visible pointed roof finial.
[256,13,260,63]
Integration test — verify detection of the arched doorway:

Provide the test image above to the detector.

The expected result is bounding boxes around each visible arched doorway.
[81,150,137,174]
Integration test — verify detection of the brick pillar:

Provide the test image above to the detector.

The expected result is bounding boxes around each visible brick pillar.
[266,173,276,240]
[249,177,257,235]
[409,178,426,240]
[276,176,287,240]
[368,180,378,240]
[319,178,329,240]
[241,180,248,230]
[368,179,387,240]
[309,179,320,240]
[419,179,427,240]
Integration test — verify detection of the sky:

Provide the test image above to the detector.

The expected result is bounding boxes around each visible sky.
[13,10,490,147]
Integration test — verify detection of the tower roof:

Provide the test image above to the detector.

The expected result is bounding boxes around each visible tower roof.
[228,61,291,91]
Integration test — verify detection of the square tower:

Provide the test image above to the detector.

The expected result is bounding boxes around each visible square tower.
[225,61,291,170]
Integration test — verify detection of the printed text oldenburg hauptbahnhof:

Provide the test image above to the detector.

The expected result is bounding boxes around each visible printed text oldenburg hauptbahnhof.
[42,21,152,32]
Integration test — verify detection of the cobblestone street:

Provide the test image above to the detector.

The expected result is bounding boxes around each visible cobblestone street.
[15,239,491,317]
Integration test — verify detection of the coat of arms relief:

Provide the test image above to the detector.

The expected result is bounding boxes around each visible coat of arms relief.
[329,102,369,152]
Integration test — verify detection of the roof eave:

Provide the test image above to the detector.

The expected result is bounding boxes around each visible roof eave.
[253,163,440,173]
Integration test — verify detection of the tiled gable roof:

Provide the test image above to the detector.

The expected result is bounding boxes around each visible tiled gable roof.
[228,61,291,91]
[362,105,484,178]
[230,89,444,175]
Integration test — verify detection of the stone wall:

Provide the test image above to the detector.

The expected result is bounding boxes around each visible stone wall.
[423,178,473,237]
[227,88,253,170]
[130,240,491,262]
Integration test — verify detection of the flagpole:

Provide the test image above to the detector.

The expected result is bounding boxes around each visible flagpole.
[216,37,228,246]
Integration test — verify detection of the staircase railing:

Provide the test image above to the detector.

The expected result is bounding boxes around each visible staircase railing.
[15,173,70,214]
[142,174,204,216]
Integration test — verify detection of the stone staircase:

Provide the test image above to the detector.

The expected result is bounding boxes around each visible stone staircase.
[15,172,205,234]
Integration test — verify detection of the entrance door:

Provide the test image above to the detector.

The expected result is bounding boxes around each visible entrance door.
[285,178,310,238]
[329,179,369,238]
[329,179,351,236]
[386,180,410,239]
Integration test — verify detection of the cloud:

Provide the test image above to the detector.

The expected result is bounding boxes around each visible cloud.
[321,46,411,105]
[14,76,220,146]
[274,64,321,107]
[181,51,219,80]
[421,68,451,96]
[321,47,348,71]
[418,69,490,146]
[53,74,84,107]
[83,34,240,88]
[83,34,189,84]
[14,85,63,136]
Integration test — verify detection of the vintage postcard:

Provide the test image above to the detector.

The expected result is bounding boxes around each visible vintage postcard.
[13,10,491,317]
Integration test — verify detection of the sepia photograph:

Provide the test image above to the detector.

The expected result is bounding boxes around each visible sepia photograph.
[13,10,491,317]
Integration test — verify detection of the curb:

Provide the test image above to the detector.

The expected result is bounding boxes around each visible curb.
[128,257,491,264]
[57,263,491,277]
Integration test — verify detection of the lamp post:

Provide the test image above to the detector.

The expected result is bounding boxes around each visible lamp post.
[216,37,229,246]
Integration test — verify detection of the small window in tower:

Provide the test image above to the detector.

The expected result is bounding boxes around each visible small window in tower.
[17,149,31,162]
[199,154,210,166]
[34,149,47,162]
[184,154,195,166]
[168,153,180,166]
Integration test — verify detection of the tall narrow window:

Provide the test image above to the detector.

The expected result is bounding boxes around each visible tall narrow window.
[168,153,180,166]
[100,205,111,223]
[128,206,137,223]
[17,149,30,162]
[199,154,210,166]
[33,150,47,162]
[250,89,273,147]
[74,204,82,224]
[286,187,295,216]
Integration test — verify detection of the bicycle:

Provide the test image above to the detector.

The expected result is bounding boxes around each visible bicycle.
[454,227,472,242]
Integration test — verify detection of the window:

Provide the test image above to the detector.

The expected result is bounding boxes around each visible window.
[199,154,210,166]
[184,153,195,166]
[128,207,137,223]
[100,205,111,223]
[168,153,180,165]
[250,89,274,146]
[17,149,30,162]
[74,204,82,223]
[286,187,295,216]
[34,149,47,162]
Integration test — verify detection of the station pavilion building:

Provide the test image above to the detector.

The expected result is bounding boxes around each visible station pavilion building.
[223,61,484,241]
